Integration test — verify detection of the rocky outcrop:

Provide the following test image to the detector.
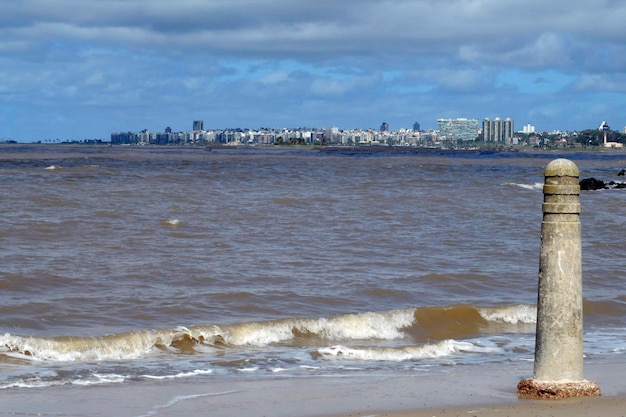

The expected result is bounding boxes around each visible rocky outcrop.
[579,177,626,190]
[579,177,606,190]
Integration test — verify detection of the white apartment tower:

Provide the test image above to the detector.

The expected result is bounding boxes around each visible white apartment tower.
[437,118,479,141]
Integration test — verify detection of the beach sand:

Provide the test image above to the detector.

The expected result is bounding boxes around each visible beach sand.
[360,396,626,417]
[1,360,624,417]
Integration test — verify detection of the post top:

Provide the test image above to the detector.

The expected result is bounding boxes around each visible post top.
[545,158,579,178]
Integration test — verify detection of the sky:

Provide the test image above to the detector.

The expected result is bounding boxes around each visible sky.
[2,0,626,142]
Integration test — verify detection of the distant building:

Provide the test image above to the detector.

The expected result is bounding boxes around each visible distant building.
[483,117,515,144]
[413,121,421,132]
[193,120,204,131]
[522,124,535,134]
[324,126,340,143]
[380,122,389,132]
[437,118,479,142]
[599,121,624,148]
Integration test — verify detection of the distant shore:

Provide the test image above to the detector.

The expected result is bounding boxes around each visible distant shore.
[3,141,625,153]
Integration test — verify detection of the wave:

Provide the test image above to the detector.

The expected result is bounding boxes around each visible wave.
[0,372,128,390]
[0,369,219,390]
[501,182,543,191]
[1,304,537,363]
[316,340,504,362]
[406,304,537,341]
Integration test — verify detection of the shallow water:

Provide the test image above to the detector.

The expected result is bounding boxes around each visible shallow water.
[1,145,625,389]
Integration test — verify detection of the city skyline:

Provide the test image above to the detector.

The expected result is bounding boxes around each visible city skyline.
[2,1,626,142]
[4,115,623,144]
[105,116,625,148]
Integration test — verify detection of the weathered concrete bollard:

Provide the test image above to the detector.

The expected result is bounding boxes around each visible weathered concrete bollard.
[517,158,601,399]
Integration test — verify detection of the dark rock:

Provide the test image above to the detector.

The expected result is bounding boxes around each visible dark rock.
[579,177,607,190]
[618,169,625,176]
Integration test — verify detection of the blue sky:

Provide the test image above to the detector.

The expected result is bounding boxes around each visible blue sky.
[1,0,626,142]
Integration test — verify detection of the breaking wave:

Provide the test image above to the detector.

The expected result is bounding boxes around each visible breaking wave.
[0,304,537,363]
[501,182,543,191]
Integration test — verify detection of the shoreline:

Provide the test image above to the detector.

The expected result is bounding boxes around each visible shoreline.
[1,360,625,417]
[3,141,626,152]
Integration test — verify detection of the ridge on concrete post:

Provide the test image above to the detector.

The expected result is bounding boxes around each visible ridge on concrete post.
[517,158,601,400]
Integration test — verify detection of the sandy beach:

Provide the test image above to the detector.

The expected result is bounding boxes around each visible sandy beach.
[1,360,624,417]
[330,360,626,417]
[365,396,626,417]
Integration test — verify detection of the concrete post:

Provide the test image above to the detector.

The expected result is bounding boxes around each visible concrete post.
[517,158,600,399]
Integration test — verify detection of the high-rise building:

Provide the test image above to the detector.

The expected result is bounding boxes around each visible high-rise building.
[482,117,514,143]
[193,120,204,131]
[380,122,389,132]
[437,118,479,141]
[413,121,421,132]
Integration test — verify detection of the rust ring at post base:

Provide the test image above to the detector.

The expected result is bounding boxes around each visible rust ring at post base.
[518,379,601,400]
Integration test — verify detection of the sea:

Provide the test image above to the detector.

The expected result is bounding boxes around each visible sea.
[1,144,625,391]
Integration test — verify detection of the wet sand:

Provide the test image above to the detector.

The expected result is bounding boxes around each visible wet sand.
[0,361,624,417]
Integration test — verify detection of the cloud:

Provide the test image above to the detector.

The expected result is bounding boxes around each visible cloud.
[574,73,626,93]
[1,1,618,59]
[1,0,626,141]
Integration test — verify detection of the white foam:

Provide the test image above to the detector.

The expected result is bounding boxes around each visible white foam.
[0,379,61,390]
[313,309,416,340]
[501,182,543,190]
[0,373,128,390]
[317,340,502,362]
[72,373,126,385]
[219,321,296,346]
[141,369,213,380]
[0,331,166,362]
[607,181,626,189]
[219,308,416,346]
[478,304,537,324]
[1,326,227,363]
